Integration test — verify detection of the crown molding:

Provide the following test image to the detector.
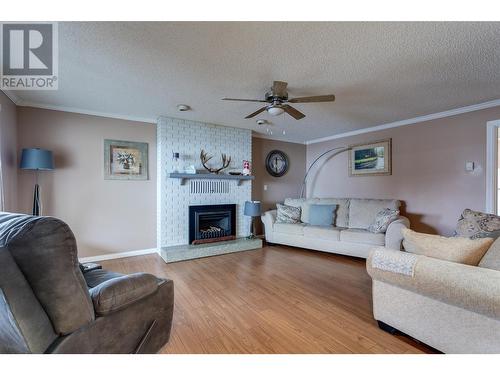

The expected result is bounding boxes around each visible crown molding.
[18,101,157,124]
[306,98,500,145]
[9,96,500,145]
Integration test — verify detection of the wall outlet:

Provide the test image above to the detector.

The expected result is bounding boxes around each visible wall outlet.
[465,161,475,172]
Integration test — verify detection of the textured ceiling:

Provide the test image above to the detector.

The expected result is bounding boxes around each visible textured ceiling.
[6,22,500,143]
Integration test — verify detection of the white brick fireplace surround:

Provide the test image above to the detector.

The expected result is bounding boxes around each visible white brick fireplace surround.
[157,116,254,256]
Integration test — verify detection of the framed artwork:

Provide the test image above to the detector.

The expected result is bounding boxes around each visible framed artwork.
[104,139,149,180]
[349,139,392,176]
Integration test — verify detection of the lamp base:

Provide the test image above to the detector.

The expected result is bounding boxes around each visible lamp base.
[247,217,257,239]
[33,183,41,216]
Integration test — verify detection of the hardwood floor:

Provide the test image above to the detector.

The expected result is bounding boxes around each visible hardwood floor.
[101,245,437,354]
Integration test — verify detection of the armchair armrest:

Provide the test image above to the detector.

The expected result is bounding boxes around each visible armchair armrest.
[90,273,159,316]
[385,216,410,250]
[367,248,500,320]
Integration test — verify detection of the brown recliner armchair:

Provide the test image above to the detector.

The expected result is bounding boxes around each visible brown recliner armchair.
[0,212,174,354]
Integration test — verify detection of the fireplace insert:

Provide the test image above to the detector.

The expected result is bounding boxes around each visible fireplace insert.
[189,204,236,244]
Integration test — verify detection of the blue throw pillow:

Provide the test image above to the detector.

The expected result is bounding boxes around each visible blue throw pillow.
[308,204,337,226]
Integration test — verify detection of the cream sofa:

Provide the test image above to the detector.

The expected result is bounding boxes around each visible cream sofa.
[261,198,409,258]
[367,243,500,353]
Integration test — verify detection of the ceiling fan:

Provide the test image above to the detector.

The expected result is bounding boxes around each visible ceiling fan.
[222,81,335,120]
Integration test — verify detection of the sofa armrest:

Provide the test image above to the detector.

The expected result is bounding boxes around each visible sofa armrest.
[261,210,277,241]
[90,273,159,316]
[262,209,277,225]
[385,216,410,250]
[84,268,124,288]
[367,248,500,320]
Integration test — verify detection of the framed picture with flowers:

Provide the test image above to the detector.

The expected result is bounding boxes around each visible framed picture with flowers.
[104,139,148,180]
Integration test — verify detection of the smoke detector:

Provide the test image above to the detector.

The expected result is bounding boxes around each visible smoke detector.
[177,104,191,112]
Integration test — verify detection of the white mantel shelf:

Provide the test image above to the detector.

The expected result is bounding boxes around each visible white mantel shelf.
[168,173,255,186]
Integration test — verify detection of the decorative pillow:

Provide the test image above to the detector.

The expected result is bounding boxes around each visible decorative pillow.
[276,204,301,224]
[402,228,494,266]
[308,204,337,226]
[455,209,500,239]
[367,209,400,233]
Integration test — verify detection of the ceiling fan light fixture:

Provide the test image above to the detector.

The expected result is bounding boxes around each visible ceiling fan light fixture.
[267,106,284,116]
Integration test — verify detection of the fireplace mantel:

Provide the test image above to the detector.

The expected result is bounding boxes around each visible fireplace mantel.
[168,172,254,186]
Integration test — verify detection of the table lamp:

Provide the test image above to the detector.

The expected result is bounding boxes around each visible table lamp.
[20,148,54,216]
[244,200,261,239]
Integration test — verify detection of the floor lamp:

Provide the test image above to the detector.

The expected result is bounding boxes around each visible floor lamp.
[300,146,351,198]
[20,148,54,216]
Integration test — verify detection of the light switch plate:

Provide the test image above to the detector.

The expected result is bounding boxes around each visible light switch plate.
[465,161,475,171]
[263,185,268,191]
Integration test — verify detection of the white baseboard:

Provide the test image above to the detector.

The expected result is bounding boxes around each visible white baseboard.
[79,248,159,263]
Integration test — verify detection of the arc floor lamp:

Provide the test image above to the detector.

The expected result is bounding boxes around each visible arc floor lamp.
[20,148,54,216]
[300,146,351,198]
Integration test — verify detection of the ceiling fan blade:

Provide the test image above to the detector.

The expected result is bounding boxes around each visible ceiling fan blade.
[222,98,267,103]
[288,95,335,103]
[272,81,288,96]
[245,106,268,119]
[282,105,306,120]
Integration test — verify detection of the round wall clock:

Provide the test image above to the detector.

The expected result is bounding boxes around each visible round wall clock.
[265,150,289,177]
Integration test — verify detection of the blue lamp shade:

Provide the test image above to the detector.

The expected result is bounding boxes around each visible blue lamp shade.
[244,201,261,217]
[20,148,54,170]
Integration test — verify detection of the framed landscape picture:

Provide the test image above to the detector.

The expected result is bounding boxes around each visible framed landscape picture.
[349,139,392,176]
[104,139,149,180]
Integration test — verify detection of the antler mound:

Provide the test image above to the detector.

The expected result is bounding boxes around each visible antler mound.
[200,149,231,174]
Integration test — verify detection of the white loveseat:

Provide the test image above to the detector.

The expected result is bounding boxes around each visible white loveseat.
[261,198,409,258]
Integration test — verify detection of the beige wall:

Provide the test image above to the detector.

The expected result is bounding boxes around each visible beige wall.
[17,107,156,258]
[12,103,500,255]
[252,137,306,233]
[307,106,500,235]
[0,92,17,212]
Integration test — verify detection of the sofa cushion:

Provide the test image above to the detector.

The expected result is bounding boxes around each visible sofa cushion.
[274,223,306,235]
[284,198,310,223]
[455,209,500,239]
[348,199,400,229]
[276,203,301,224]
[284,198,350,226]
[315,198,350,227]
[303,225,341,241]
[402,228,493,266]
[340,228,385,246]
[90,273,159,315]
[309,204,337,226]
